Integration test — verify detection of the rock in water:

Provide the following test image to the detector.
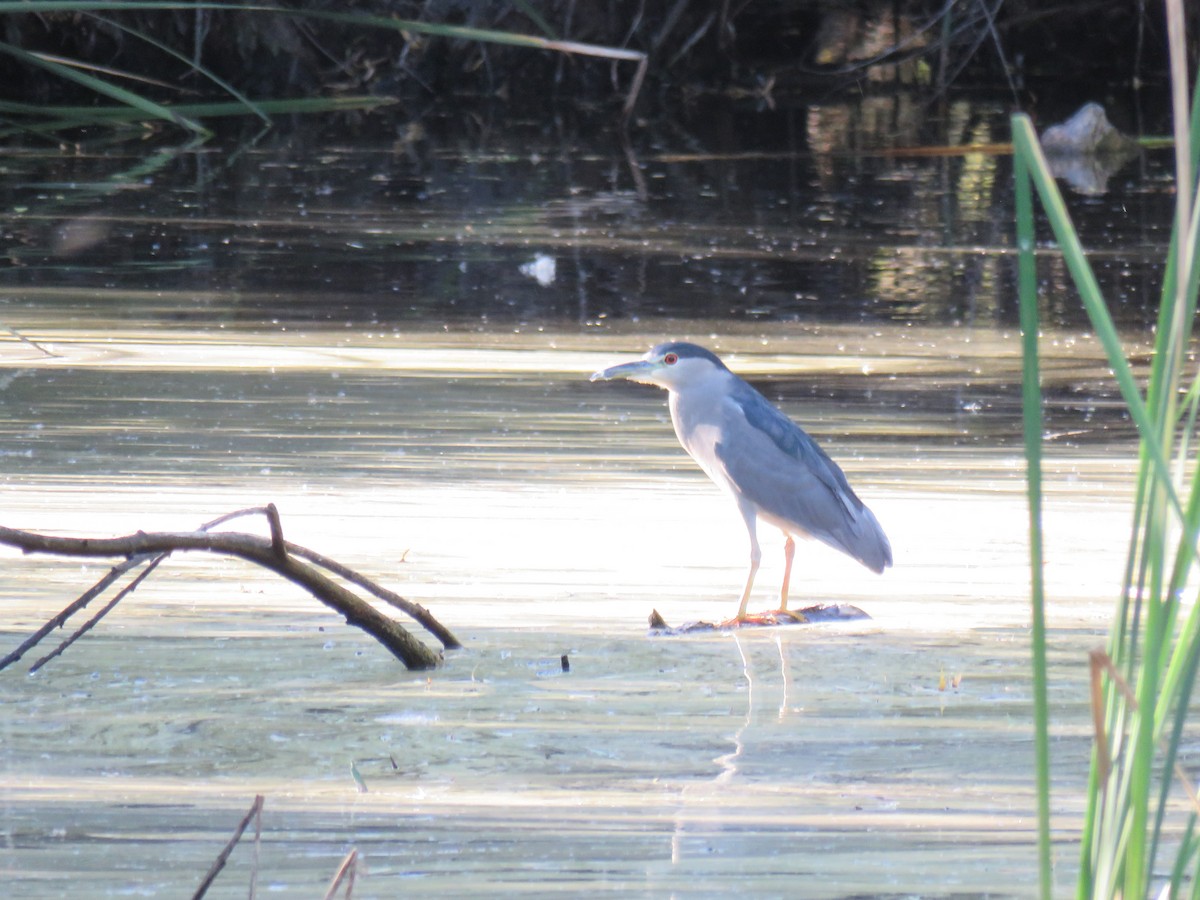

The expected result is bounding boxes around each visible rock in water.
[1040,103,1137,156]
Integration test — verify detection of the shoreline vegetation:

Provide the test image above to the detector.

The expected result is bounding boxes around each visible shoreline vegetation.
[1016,0,1200,895]
[0,1,1194,136]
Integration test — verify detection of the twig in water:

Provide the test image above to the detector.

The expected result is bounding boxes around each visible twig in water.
[192,795,264,900]
[0,552,154,671]
[323,848,360,900]
[30,554,167,673]
[250,792,262,900]
[0,320,58,358]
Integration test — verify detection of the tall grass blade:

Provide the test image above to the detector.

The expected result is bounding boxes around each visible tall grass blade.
[0,95,389,119]
[1014,141,1053,900]
[0,40,209,134]
[88,13,269,124]
[1011,116,1182,519]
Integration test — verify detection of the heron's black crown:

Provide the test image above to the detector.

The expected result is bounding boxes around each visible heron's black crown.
[649,341,730,370]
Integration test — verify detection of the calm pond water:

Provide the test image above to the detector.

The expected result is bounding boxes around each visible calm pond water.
[0,98,1182,896]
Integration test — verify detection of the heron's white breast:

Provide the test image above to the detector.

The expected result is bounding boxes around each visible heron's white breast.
[668,379,744,498]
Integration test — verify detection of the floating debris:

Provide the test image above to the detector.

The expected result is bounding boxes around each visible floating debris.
[1039,103,1140,195]
[1040,103,1137,156]
[519,254,556,286]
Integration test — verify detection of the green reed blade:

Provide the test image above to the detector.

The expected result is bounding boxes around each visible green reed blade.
[0,40,209,134]
[1147,60,1200,885]
[1011,116,1181,520]
[1014,144,1053,900]
[0,2,644,60]
[0,95,391,122]
[88,13,269,124]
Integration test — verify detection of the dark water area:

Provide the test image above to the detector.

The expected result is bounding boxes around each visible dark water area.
[2,97,1177,334]
[0,90,1185,897]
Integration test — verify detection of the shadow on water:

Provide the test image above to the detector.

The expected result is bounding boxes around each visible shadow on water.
[0,98,1173,896]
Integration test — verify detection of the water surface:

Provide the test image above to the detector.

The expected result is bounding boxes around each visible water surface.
[0,103,1176,896]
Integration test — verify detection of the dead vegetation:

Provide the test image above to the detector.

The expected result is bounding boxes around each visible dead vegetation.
[0,504,458,672]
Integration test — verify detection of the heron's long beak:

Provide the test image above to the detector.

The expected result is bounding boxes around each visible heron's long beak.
[589,359,657,383]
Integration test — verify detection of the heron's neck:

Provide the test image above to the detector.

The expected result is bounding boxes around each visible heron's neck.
[667,370,734,457]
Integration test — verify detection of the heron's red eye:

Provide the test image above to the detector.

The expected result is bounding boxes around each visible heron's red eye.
[664,352,678,365]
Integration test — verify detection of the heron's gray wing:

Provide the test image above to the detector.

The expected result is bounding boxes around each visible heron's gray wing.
[713,381,891,571]
[728,381,860,511]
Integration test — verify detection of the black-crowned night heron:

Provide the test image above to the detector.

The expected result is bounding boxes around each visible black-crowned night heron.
[591,341,891,622]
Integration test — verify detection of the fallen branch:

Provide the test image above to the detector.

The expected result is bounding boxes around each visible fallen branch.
[0,550,156,671]
[29,552,166,673]
[647,603,870,634]
[0,505,457,671]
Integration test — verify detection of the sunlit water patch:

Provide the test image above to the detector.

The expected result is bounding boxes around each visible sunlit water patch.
[0,327,1143,896]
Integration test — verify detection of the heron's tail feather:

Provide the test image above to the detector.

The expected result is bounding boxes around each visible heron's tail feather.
[841,504,892,574]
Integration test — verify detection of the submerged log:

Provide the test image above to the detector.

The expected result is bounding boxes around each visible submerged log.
[648,603,870,634]
[0,505,457,672]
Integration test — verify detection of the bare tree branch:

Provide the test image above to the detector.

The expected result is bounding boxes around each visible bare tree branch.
[283,541,462,650]
[0,510,457,671]
[30,553,167,673]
